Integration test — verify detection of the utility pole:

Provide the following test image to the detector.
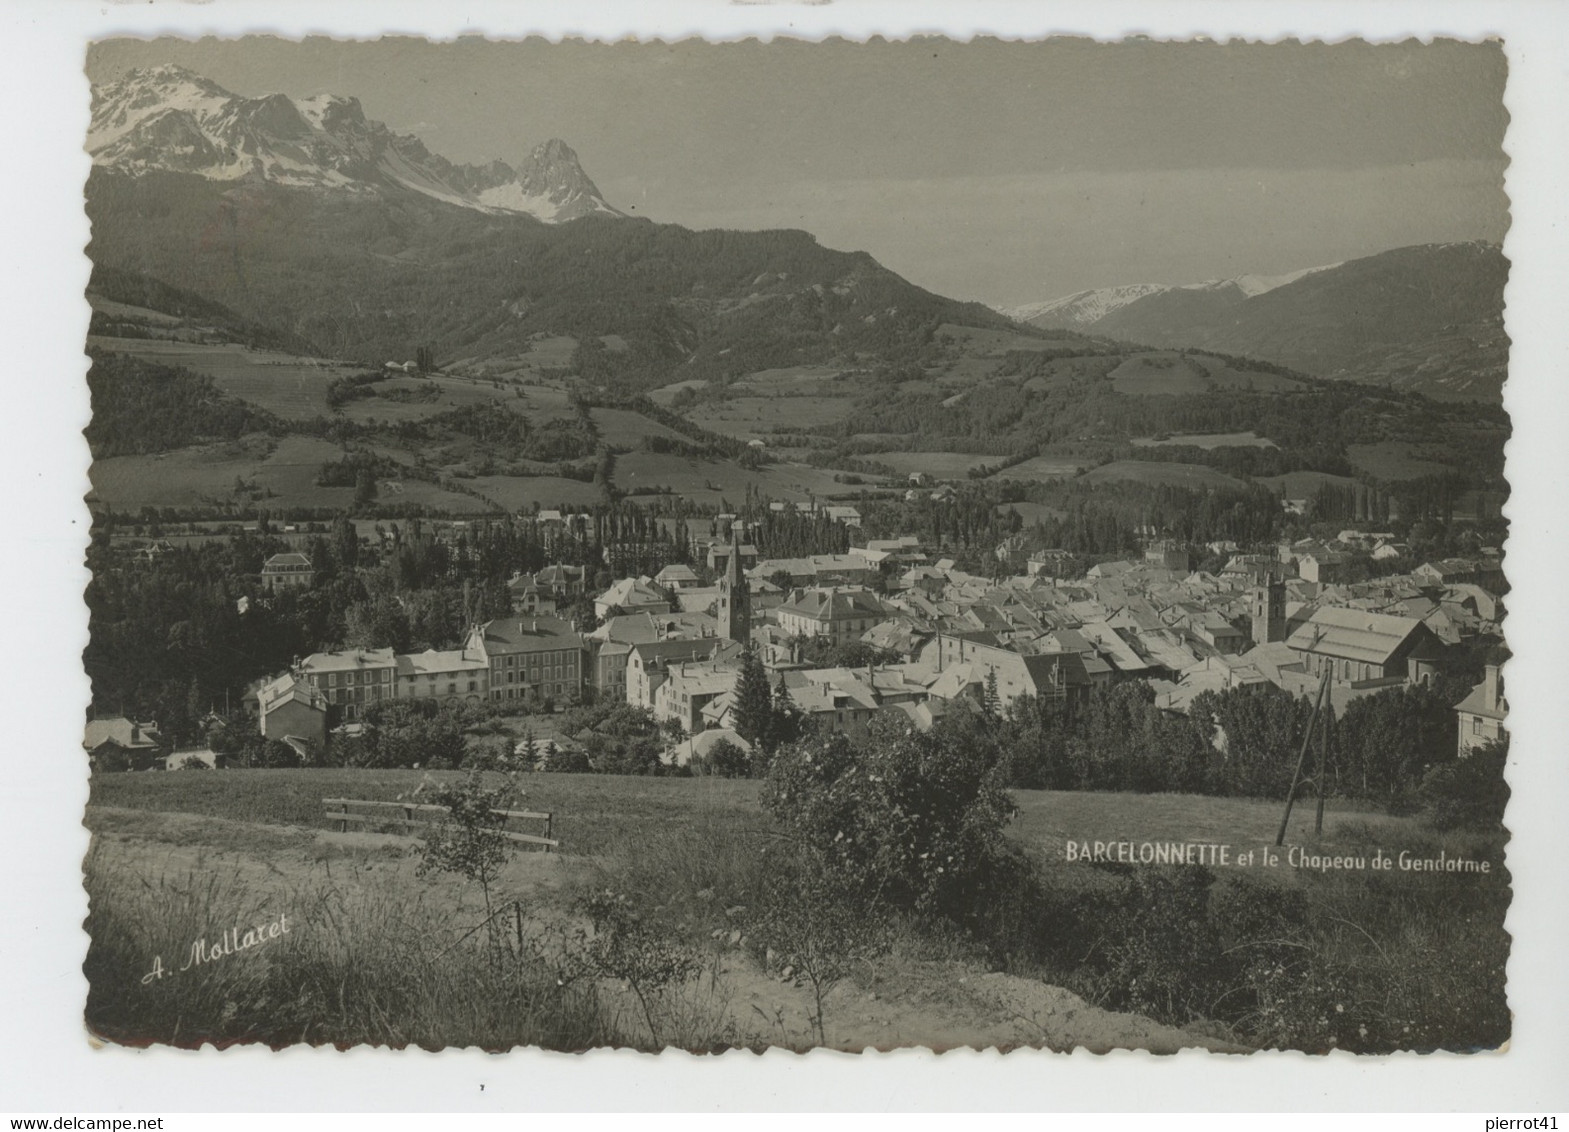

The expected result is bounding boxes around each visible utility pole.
[1276,668,1332,847]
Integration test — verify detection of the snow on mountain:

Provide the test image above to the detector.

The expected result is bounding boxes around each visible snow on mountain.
[1003,282,1172,327]
[1229,263,1340,298]
[1005,262,1342,328]
[87,65,624,223]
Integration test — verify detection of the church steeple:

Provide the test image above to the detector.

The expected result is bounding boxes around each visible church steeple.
[718,523,750,645]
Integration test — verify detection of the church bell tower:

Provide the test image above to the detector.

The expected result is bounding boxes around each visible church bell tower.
[717,525,750,645]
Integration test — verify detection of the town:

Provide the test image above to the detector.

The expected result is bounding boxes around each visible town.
[84,495,1506,790]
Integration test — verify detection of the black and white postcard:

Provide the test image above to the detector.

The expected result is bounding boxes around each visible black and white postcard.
[73,32,1517,1059]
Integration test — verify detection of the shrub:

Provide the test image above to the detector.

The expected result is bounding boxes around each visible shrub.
[414,771,520,931]
[690,737,750,778]
[570,890,702,1047]
[747,851,890,1047]
[761,712,1015,924]
[1419,737,1510,831]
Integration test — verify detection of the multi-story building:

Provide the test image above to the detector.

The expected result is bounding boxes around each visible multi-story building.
[467,616,584,706]
[584,612,666,704]
[296,648,397,721]
[653,659,741,734]
[261,552,315,592]
[255,675,328,747]
[774,586,885,645]
[1455,663,1507,756]
[627,637,736,712]
[396,647,489,704]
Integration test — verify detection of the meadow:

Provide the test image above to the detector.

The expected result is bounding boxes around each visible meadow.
[871,452,999,478]
[1347,441,1454,481]
[1131,431,1278,450]
[589,407,690,448]
[88,434,493,514]
[89,767,760,857]
[89,769,1431,870]
[466,474,605,511]
[686,396,858,439]
[1080,459,1247,490]
[612,452,862,507]
[85,768,1509,1053]
[1109,353,1213,395]
[87,335,347,419]
[988,454,1086,482]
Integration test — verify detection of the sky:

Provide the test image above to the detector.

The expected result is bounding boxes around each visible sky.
[85,36,1509,309]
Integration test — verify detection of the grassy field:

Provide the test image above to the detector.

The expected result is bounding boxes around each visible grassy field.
[444,336,578,379]
[85,769,1507,1052]
[613,452,863,507]
[88,336,349,419]
[996,501,1069,525]
[934,323,1064,353]
[1080,459,1247,490]
[1256,470,1360,498]
[90,434,346,510]
[1347,442,1453,481]
[686,396,858,439]
[872,451,998,478]
[730,365,847,392]
[589,407,689,448]
[90,768,762,858]
[1109,353,1212,395]
[466,474,605,511]
[989,455,1085,482]
[90,769,1436,872]
[1186,354,1304,392]
[88,434,493,513]
[646,378,709,405]
[1131,431,1278,450]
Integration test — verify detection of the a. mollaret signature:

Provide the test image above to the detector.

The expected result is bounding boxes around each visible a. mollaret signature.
[140,914,292,985]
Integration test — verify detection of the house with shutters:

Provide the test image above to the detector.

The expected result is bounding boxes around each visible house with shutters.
[296,648,397,721]
[395,648,489,704]
[466,616,584,706]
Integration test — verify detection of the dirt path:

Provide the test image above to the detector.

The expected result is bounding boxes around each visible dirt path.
[710,954,1248,1054]
[85,806,1250,1055]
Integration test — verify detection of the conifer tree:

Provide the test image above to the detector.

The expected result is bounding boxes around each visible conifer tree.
[733,641,776,753]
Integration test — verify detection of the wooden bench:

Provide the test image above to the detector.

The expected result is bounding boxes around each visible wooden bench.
[322,798,558,851]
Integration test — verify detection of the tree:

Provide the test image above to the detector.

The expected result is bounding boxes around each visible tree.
[762,712,1017,924]
[982,667,1001,718]
[691,736,750,778]
[415,771,518,946]
[1419,736,1509,830]
[732,641,776,754]
[353,468,378,510]
[1337,683,1457,810]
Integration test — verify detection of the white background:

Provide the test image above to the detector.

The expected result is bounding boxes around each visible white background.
[1,0,1565,1114]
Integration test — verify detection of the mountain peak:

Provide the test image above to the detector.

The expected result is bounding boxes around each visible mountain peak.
[87,66,623,224]
[479,137,623,221]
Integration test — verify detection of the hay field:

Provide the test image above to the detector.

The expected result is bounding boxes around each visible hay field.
[1079,459,1247,490]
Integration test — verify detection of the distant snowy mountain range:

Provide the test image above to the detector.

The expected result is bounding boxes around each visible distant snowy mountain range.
[1002,242,1508,401]
[1002,263,1338,329]
[87,64,623,223]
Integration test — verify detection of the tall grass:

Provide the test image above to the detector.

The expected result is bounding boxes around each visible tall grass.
[83,845,619,1051]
